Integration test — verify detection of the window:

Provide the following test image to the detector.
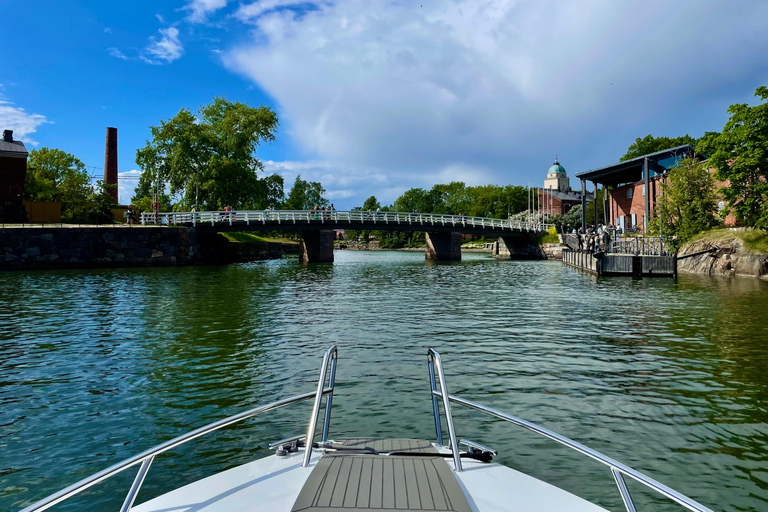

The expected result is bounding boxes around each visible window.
[626,188,633,199]
[642,184,646,196]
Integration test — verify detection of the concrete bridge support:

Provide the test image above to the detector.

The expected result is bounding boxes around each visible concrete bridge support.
[300,230,335,263]
[494,235,546,260]
[425,231,461,261]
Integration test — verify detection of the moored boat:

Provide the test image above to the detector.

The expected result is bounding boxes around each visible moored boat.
[19,347,715,512]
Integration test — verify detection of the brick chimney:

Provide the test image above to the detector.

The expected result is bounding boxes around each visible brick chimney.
[2,129,12,142]
[104,127,118,202]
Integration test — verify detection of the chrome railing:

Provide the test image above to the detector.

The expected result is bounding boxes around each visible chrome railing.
[140,210,550,233]
[427,348,714,512]
[19,346,338,512]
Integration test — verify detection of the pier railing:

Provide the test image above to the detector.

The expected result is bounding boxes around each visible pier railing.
[609,236,673,256]
[140,209,550,233]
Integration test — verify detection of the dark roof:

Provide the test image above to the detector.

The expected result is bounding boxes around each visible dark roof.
[0,139,29,158]
[575,145,694,186]
[540,188,594,202]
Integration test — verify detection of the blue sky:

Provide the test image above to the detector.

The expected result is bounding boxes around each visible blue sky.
[2,0,767,208]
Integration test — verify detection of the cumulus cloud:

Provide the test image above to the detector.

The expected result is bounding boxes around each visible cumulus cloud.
[143,27,184,64]
[0,92,50,146]
[223,0,768,205]
[184,0,229,23]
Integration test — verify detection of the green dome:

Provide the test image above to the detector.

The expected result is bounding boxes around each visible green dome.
[547,160,566,175]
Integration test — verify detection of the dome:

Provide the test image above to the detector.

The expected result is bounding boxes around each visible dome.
[547,160,566,175]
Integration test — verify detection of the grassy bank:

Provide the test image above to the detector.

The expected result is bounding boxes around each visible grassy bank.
[219,232,299,245]
[689,228,768,254]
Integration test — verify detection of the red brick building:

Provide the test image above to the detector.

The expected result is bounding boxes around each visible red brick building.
[577,145,736,232]
[537,160,593,217]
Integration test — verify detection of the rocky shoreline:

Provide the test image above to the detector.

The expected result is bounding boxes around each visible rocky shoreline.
[678,234,768,279]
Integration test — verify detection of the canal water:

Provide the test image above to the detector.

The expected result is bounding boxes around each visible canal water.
[1,251,767,512]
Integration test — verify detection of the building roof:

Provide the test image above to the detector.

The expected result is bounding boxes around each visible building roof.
[575,144,694,187]
[542,188,593,202]
[0,138,29,158]
[547,160,566,175]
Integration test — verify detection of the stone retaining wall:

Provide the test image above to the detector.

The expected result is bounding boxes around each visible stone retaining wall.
[0,227,283,270]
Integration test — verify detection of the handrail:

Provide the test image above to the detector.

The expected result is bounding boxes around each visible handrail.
[303,345,338,466]
[427,348,462,471]
[427,349,715,512]
[20,346,338,512]
[139,209,551,233]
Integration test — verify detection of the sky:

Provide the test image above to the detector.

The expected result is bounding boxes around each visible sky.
[1,0,767,209]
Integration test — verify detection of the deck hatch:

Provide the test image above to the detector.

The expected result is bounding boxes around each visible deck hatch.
[291,439,471,512]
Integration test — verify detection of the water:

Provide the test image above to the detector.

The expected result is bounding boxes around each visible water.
[1,251,767,511]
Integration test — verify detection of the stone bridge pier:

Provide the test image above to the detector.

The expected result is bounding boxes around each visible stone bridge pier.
[494,235,546,260]
[300,230,335,263]
[425,231,462,261]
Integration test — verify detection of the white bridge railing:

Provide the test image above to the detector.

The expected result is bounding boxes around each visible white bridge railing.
[140,210,550,233]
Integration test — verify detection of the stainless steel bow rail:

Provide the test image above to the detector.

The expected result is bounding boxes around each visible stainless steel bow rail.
[140,209,549,233]
[19,346,338,512]
[427,348,715,512]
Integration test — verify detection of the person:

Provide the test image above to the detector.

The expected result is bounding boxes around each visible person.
[125,205,135,226]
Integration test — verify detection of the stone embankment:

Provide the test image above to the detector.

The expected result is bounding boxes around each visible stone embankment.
[541,243,564,260]
[678,233,768,279]
[0,227,283,270]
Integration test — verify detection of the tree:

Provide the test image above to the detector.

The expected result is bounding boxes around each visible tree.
[88,181,118,224]
[620,134,698,161]
[25,147,90,219]
[585,187,605,227]
[134,96,279,210]
[563,204,582,229]
[648,157,718,244]
[362,195,380,211]
[698,86,768,229]
[285,175,328,210]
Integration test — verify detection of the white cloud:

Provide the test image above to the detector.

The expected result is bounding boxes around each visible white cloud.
[143,27,184,64]
[184,0,229,23]
[0,93,50,146]
[117,170,142,205]
[104,27,112,34]
[234,0,321,22]
[107,47,129,60]
[224,0,768,205]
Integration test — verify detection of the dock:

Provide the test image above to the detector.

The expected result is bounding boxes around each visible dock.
[561,235,677,277]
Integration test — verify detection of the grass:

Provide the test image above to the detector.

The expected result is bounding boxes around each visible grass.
[689,227,768,254]
[219,232,299,244]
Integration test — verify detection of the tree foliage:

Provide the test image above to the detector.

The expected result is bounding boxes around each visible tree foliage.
[620,134,699,161]
[88,181,118,224]
[285,175,328,210]
[362,195,380,211]
[25,147,90,219]
[134,96,279,210]
[648,157,719,244]
[698,86,768,229]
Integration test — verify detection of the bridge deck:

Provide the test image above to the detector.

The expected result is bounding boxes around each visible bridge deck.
[141,210,548,237]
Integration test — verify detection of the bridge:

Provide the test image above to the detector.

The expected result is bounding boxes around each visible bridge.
[141,210,550,263]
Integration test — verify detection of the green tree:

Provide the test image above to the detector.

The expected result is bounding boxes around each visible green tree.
[134,96,279,210]
[25,147,91,219]
[88,181,118,224]
[620,134,698,161]
[362,195,380,211]
[648,157,719,244]
[585,187,605,227]
[285,175,328,210]
[563,205,582,229]
[698,86,768,229]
